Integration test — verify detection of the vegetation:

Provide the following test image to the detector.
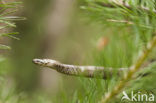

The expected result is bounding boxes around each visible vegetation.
[0,0,156,103]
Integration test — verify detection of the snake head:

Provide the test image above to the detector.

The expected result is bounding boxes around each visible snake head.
[33,59,59,67]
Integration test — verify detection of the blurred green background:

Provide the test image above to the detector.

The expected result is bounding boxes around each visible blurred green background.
[0,0,105,102]
[0,0,156,103]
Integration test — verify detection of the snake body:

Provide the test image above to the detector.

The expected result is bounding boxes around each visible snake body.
[33,59,126,79]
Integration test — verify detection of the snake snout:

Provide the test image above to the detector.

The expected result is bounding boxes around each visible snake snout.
[33,59,44,65]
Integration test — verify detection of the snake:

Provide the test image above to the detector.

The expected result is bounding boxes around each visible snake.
[33,59,127,79]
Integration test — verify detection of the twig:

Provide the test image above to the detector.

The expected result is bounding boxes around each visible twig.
[96,2,156,14]
[107,19,133,24]
[100,35,156,103]
[33,59,127,79]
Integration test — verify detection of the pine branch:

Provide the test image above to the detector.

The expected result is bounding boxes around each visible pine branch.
[99,35,156,103]
[33,59,127,79]
[96,2,156,14]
